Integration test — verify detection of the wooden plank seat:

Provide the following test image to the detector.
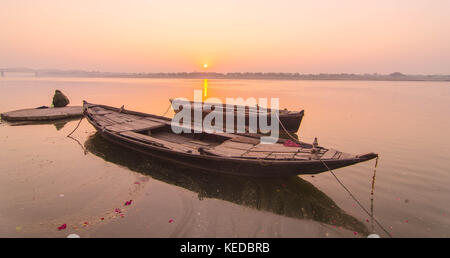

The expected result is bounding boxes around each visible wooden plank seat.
[119,131,198,154]
[250,143,301,153]
[228,136,261,145]
[320,149,338,160]
[218,140,255,150]
[105,119,165,133]
[203,146,248,157]
[201,139,254,157]
[267,152,296,160]
[294,153,312,160]
[241,151,271,159]
[202,140,313,159]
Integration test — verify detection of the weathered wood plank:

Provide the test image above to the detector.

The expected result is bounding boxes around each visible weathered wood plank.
[91,106,106,112]
[153,132,190,144]
[204,145,248,157]
[320,149,338,160]
[180,142,211,149]
[294,153,312,160]
[333,152,342,159]
[1,106,82,121]
[267,152,295,160]
[339,152,356,160]
[219,140,254,150]
[151,132,216,149]
[121,119,165,131]
[251,143,300,153]
[105,124,135,132]
[241,151,271,159]
[103,112,143,123]
[298,148,313,153]
[120,131,197,153]
[229,136,261,145]
[91,114,115,126]
[94,119,114,127]
[121,114,142,121]
[92,110,113,115]
[188,140,211,146]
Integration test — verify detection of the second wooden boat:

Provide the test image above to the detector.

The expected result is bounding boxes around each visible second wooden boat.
[169,99,304,133]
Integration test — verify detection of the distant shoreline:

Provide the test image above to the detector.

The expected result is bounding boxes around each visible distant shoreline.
[1,68,449,82]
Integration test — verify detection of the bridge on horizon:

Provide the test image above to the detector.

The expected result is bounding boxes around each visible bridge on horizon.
[0,69,39,77]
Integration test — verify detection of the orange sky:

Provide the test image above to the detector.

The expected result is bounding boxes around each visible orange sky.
[1,0,449,74]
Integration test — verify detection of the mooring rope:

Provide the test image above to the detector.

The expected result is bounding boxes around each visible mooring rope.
[67,135,88,155]
[273,111,300,143]
[161,102,172,117]
[66,116,84,137]
[273,111,392,237]
[65,115,88,155]
[370,156,379,232]
[320,158,392,238]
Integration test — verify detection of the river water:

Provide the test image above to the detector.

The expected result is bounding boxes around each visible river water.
[0,77,449,237]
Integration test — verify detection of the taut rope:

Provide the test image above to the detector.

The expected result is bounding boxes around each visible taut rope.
[320,157,392,238]
[161,102,172,117]
[273,111,392,237]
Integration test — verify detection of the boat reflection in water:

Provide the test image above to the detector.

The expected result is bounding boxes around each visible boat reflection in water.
[84,132,369,235]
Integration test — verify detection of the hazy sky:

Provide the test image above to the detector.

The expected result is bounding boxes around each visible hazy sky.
[1,0,449,74]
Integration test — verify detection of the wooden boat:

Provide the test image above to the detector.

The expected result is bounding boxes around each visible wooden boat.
[169,99,304,133]
[83,101,378,177]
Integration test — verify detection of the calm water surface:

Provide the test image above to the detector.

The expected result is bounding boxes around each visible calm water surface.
[0,77,449,237]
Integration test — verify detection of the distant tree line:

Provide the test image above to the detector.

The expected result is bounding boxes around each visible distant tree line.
[1,68,449,81]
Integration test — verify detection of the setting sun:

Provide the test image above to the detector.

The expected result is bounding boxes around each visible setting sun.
[203,64,208,69]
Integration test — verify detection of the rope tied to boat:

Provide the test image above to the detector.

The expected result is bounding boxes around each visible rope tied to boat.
[274,111,300,143]
[320,157,392,238]
[370,156,379,232]
[273,111,392,237]
[66,116,88,154]
[160,102,172,117]
[67,116,84,137]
